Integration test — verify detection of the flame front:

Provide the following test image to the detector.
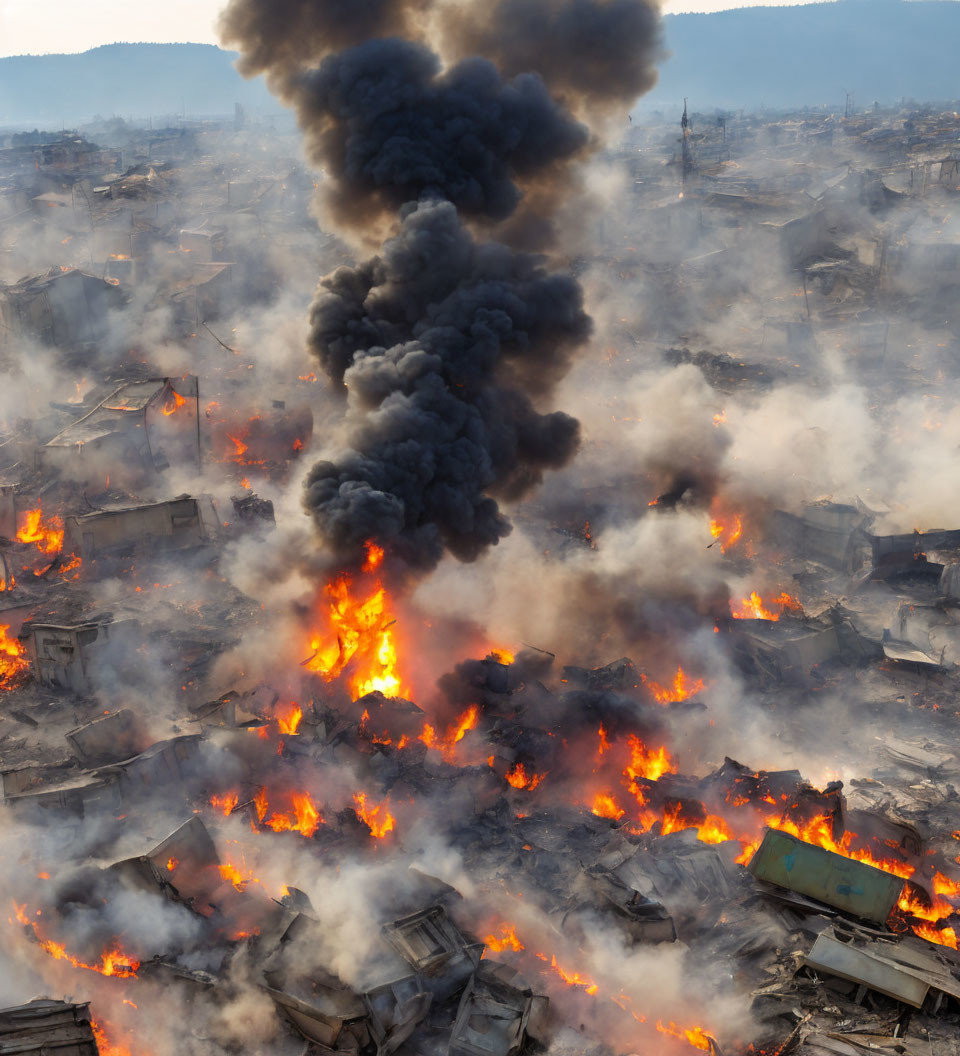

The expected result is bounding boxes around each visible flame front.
[0,625,29,689]
[420,705,480,761]
[506,762,544,790]
[304,542,407,700]
[256,790,323,838]
[277,702,303,735]
[353,792,396,838]
[161,389,187,416]
[657,1020,717,1052]
[642,665,705,704]
[483,922,525,953]
[91,1019,136,1056]
[12,903,140,977]
[731,591,802,621]
[16,506,64,556]
[210,791,239,816]
[709,513,743,553]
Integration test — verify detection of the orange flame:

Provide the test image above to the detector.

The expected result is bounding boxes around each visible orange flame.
[362,540,385,572]
[59,552,82,578]
[591,792,626,820]
[219,862,249,890]
[277,702,303,735]
[731,591,802,621]
[419,705,481,761]
[709,513,742,553]
[91,1019,135,1056]
[210,791,239,816]
[506,762,544,790]
[642,665,705,704]
[12,903,140,977]
[161,389,187,416]
[265,791,322,837]
[16,507,64,556]
[304,570,406,699]
[483,922,525,953]
[227,434,248,460]
[353,792,396,838]
[488,647,515,664]
[536,953,599,995]
[625,736,677,784]
[657,1021,717,1052]
[660,802,734,844]
[0,625,29,689]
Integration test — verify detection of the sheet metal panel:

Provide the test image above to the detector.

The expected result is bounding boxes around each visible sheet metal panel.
[748,828,905,923]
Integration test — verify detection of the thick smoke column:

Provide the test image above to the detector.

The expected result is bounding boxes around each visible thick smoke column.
[437,0,665,113]
[305,199,589,568]
[221,0,663,570]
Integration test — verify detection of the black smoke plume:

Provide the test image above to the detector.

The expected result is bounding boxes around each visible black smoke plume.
[221,0,663,572]
[304,198,588,569]
[438,0,665,116]
[287,38,590,231]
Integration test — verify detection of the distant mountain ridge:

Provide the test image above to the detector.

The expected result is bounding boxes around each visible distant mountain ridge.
[0,43,279,128]
[650,0,960,111]
[2,2,960,129]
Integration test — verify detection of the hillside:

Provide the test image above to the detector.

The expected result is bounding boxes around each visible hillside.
[649,0,960,110]
[0,42,279,127]
[3,2,960,129]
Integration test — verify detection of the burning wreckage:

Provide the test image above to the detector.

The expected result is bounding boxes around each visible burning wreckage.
[6,2,960,1056]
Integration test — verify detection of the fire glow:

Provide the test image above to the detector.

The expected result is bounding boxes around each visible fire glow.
[303,541,407,699]
[11,903,140,977]
[709,513,742,553]
[353,792,396,838]
[161,388,187,416]
[0,625,28,689]
[16,506,64,556]
[254,788,323,838]
[731,591,802,621]
[420,704,479,761]
[642,665,705,704]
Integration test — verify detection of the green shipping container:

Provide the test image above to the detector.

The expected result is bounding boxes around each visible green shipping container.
[747,828,906,923]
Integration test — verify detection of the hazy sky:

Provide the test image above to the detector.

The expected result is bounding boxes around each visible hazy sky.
[0,0,845,58]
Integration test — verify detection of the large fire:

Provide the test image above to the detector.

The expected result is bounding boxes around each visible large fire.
[303,541,407,699]
[91,1019,136,1056]
[16,506,64,555]
[420,704,479,761]
[353,792,396,838]
[254,788,323,838]
[0,624,29,689]
[731,591,802,621]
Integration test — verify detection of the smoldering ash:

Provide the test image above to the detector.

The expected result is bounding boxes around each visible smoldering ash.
[220,0,664,571]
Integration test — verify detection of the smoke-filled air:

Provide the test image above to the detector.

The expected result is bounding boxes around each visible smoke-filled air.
[4,2,960,1056]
